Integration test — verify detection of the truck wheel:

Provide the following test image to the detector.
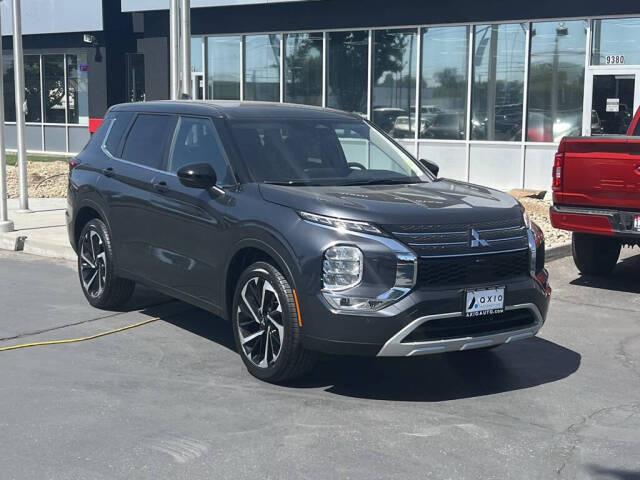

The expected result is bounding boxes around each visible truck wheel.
[77,219,135,309]
[232,261,317,383]
[572,233,621,276]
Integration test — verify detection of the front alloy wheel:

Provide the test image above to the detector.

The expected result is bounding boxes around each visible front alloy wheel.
[232,261,317,383]
[237,276,285,368]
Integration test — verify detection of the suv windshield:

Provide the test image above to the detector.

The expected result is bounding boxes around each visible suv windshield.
[228,118,430,186]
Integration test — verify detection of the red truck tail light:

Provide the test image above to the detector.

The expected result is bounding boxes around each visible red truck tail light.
[552,151,564,191]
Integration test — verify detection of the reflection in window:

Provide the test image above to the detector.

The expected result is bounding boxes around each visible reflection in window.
[528,21,586,142]
[244,34,281,102]
[372,29,417,137]
[284,33,323,106]
[471,23,526,141]
[592,18,640,66]
[24,55,42,123]
[67,54,89,125]
[43,54,66,123]
[191,37,203,72]
[327,31,368,116]
[207,36,241,100]
[3,55,15,122]
[420,26,469,140]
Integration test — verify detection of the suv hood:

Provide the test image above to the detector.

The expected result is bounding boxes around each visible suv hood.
[258,179,523,226]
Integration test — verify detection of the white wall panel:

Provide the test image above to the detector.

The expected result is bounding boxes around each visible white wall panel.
[524,144,557,191]
[469,144,521,191]
[417,142,466,181]
[1,0,103,35]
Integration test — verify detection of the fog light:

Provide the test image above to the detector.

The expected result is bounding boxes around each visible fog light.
[322,245,362,291]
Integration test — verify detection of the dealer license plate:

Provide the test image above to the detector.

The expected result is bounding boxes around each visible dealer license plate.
[634,215,640,232]
[465,287,505,317]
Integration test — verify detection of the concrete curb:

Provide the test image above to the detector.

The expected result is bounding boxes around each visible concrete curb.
[546,241,572,262]
[0,233,75,261]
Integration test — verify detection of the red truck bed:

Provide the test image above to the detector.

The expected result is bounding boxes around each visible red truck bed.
[550,108,640,239]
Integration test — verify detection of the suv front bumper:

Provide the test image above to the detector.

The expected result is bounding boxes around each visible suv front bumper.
[300,273,551,357]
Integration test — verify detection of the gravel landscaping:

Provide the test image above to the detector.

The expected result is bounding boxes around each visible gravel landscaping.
[5,160,570,247]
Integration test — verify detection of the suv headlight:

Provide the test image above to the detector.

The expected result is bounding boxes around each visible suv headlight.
[322,245,363,291]
[299,211,383,235]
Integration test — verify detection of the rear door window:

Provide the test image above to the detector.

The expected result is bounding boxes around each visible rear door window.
[121,114,177,169]
[168,116,234,184]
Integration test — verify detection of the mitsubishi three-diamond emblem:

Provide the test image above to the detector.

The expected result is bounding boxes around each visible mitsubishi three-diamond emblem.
[470,228,489,248]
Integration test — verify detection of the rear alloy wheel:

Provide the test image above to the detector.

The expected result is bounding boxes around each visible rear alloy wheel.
[232,262,317,383]
[77,219,135,310]
[572,233,621,277]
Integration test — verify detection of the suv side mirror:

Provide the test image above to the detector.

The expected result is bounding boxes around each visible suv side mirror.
[177,163,217,189]
[420,158,439,177]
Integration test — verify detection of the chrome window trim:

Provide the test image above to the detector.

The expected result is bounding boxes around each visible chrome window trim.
[100,112,238,188]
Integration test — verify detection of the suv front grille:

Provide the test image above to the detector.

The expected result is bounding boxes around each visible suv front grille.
[401,309,536,343]
[385,216,528,256]
[417,249,530,287]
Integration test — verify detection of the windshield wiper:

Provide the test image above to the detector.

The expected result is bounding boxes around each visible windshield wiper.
[263,180,320,186]
[341,178,421,186]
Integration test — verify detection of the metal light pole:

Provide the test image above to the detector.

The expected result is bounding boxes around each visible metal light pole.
[0,7,14,233]
[169,0,180,100]
[12,0,28,211]
[180,0,192,98]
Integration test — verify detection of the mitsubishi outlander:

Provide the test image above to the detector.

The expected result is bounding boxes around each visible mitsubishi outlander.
[67,101,551,382]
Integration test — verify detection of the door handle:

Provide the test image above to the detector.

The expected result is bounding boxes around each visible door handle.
[152,181,169,193]
[102,167,114,178]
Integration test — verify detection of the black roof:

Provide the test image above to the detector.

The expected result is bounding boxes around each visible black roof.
[110,100,360,121]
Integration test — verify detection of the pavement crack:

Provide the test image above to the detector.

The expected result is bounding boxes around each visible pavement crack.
[0,300,177,343]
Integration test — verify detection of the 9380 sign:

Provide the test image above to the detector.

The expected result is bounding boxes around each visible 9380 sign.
[606,55,625,65]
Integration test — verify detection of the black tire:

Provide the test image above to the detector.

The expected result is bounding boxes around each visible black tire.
[77,218,135,309]
[572,232,621,277]
[231,261,317,383]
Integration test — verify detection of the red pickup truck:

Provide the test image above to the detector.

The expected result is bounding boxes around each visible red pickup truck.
[550,107,640,276]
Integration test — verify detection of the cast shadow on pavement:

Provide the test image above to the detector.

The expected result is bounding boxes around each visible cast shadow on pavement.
[130,289,580,402]
[291,337,580,402]
[587,465,640,480]
[570,251,640,295]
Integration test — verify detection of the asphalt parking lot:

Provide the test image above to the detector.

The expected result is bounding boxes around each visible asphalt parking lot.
[1,250,639,479]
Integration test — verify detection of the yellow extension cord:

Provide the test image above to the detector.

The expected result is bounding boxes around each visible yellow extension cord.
[0,317,160,352]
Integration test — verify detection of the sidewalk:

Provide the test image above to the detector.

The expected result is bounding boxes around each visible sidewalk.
[0,198,75,261]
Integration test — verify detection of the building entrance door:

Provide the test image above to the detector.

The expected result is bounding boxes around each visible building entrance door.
[584,69,640,135]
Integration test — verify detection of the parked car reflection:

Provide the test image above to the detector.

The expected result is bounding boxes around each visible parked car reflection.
[423,112,466,139]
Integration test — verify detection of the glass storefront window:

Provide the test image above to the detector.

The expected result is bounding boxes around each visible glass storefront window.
[244,34,281,102]
[471,23,526,141]
[24,55,42,123]
[372,29,417,137]
[43,54,66,124]
[207,36,241,100]
[592,18,640,66]
[191,37,203,72]
[420,26,469,140]
[67,54,89,125]
[3,55,16,122]
[528,21,586,142]
[284,32,323,106]
[327,31,368,116]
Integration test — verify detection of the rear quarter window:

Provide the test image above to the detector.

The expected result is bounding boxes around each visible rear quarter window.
[104,112,135,156]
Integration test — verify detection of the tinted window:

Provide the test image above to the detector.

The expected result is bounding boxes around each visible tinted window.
[121,114,177,169]
[228,118,428,185]
[169,117,233,184]
[634,121,640,137]
[104,112,134,157]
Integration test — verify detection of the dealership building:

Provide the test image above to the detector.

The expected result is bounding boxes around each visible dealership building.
[3,0,640,190]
